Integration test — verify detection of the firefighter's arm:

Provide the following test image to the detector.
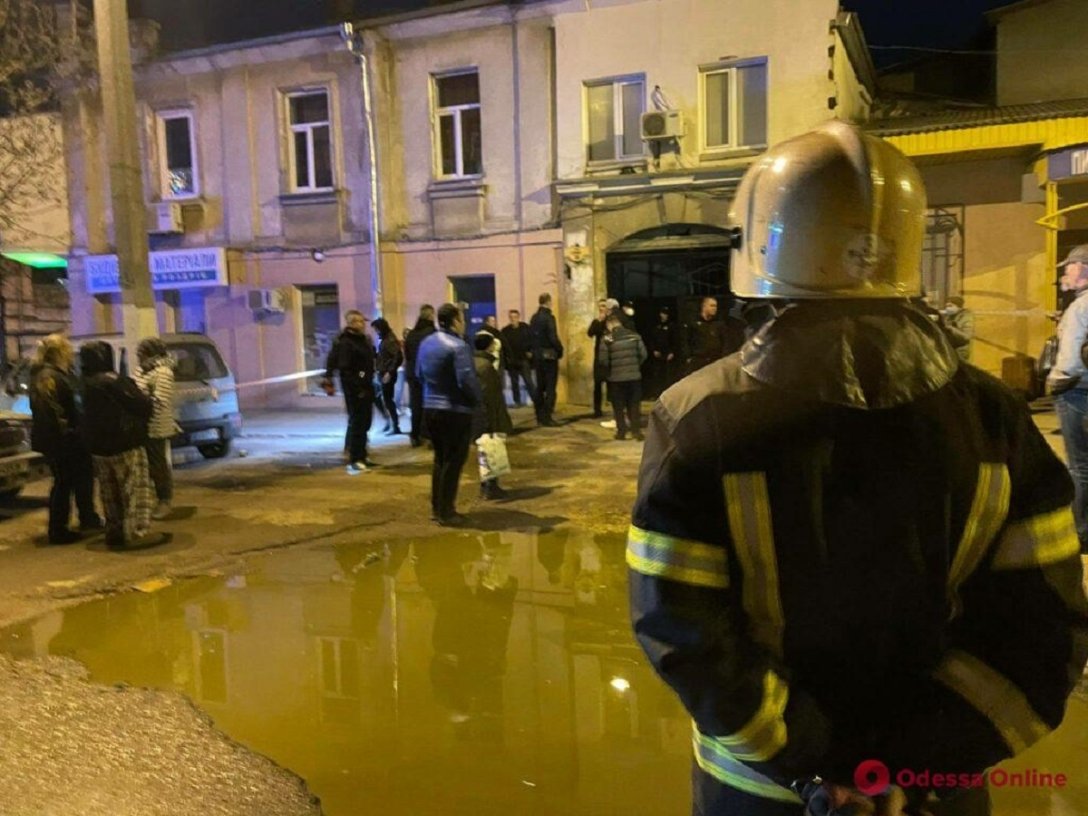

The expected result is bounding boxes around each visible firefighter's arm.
[879,401,1088,775]
[628,404,832,786]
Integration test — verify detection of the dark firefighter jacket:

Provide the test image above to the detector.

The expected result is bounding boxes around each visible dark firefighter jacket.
[628,300,1088,808]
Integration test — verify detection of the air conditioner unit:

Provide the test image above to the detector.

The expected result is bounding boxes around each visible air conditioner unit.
[248,288,286,313]
[641,110,684,140]
[154,201,184,234]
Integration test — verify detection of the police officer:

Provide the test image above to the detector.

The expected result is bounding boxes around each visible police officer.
[627,122,1088,816]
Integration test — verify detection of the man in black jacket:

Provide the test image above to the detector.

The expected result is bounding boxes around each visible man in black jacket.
[530,292,563,427]
[647,306,677,398]
[500,308,536,407]
[403,304,436,447]
[629,122,1088,816]
[29,334,102,543]
[323,309,378,473]
[681,296,745,375]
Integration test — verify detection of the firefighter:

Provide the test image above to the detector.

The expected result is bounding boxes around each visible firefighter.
[627,121,1088,816]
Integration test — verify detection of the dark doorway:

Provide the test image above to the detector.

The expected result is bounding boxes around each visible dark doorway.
[606,246,731,343]
[451,275,496,337]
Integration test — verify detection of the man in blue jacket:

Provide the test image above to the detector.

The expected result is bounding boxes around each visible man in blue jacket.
[416,303,482,525]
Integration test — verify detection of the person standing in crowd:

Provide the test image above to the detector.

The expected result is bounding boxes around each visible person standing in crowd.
[619,300,637,330]
[133,337,176,520]
[472,332,513,500]
[322,309,378,473]
[629,122,1088,816]
[587,299,609,418]
[371,318,404,435]
[29,334,102,544]
[1048,244,1088,552]
[417,304,482,525]
[681,296,745,375]
[404,304,436,448]
[79,341,160,550]
[500,308,536,407]
[531,292,563,427]
[480,315,503,371]
[942,295,975,363]
[647,306,677,398]
[603,312,647,441]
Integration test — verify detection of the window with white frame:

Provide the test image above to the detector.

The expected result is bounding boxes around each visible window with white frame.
[433,71,482,178]
[700,59,768,152]
[287,90,333,192]
[157,109,197,198]
[585,76,645,163]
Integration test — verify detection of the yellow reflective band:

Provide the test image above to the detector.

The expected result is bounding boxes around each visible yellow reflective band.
[933,649,1050,755]
[723,472,785,657]
[626,526,729,589]
[692,723,801,804]
[948,464,1010,618]
[991,508,1080,570]
[711,670,789,762]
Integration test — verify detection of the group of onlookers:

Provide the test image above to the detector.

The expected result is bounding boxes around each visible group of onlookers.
[29,335,175,549]
[588,295,747,439]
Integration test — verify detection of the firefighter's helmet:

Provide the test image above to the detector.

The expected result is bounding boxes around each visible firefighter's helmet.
[728,120,926,299]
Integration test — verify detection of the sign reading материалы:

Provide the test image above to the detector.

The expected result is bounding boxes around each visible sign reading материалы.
[84,247,228,294]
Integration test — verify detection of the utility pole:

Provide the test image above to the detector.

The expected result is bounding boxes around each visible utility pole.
[342,23,384,318]
[92,0,158,349]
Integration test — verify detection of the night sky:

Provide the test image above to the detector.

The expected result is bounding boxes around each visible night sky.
[140,0,1018,65]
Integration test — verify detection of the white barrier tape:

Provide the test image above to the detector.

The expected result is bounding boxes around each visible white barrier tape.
[174,369,326,399]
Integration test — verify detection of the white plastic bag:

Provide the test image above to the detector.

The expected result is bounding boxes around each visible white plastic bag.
[476,433,511,480]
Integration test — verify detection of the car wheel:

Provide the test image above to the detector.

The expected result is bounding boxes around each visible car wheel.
[198,441,230,459]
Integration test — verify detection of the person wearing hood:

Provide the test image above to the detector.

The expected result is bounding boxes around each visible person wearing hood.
[371,317,405,435]
[404,304,436,448]
[28,334,102,544]
[78,340,158,549]
[472,331,513,500]
[323,309,378,473]
[627,122,1088,816]
[133,337,176,519]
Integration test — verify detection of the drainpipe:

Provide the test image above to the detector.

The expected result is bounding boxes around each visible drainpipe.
[342,23,384,317]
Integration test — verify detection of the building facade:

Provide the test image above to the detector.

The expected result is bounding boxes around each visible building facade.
[62,0,874,409]
[870,0,1088,380]
[63,26,377,408]
[0,112,72,363]
[362,0,873,404]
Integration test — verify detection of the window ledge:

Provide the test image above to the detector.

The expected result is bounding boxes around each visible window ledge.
[699,146,766,162]
[159,195,204,206]
[586,157,648,174]
[428,177,486,200]
[279,189,339,206]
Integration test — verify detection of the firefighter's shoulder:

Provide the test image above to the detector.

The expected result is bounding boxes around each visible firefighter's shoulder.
[656,353,764,431]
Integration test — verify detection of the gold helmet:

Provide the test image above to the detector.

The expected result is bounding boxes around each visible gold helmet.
[728,120,925,299]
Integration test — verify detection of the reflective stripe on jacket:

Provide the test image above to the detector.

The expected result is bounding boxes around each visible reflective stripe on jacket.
[628,354,1088,806]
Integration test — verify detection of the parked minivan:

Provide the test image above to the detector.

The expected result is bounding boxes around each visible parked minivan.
[3,333,242,459]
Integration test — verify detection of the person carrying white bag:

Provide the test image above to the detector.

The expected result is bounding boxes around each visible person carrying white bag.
[472,332,514,500]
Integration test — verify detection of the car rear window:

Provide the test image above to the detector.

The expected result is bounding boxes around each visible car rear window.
[168,343,228,381]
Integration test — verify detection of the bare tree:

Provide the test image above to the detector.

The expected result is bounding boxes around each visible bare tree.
[0,0,90,245]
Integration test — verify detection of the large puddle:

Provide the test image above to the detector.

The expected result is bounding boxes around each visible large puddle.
[1,529,1085,815]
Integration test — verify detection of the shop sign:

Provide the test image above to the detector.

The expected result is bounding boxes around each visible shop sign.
[84,247,228,294]
[1048,146,1088,182]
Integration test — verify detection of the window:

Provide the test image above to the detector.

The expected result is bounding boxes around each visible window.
[585,76,645,163]
[700,59,768,152]
[433,71,482,178]
[287,90,333,192]
[157,110,197,198]
[922,206,964,306]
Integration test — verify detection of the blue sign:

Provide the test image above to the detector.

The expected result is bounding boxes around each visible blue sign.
[1048,145,1088,182]
[84,248,228,294]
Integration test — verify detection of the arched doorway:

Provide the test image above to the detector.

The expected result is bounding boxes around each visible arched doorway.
[605,223,735,333]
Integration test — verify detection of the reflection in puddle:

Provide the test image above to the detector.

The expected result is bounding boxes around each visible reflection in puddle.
[0,530,692,816]
[2,530,1085,815]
